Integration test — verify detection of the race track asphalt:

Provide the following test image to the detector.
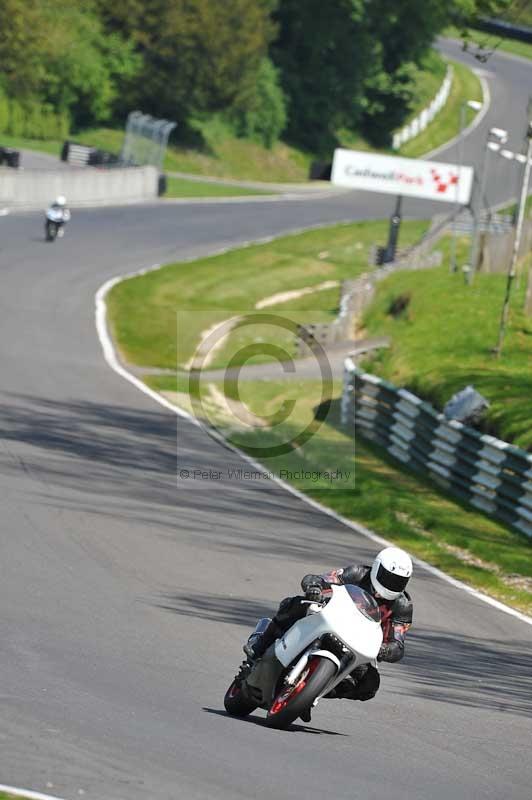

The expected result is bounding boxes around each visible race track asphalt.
[1,44,531,800]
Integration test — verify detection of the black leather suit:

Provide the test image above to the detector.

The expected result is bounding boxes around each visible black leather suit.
[271,564,413,701]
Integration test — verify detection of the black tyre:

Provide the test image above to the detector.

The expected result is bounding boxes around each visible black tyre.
[45,222,57,242]
[265,656,337,729]
[224,679,258,717]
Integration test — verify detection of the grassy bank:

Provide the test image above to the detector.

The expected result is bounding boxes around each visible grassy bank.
[3,125,311,183]
[110,219,531,614]
[1,126,313,183]
[0,133,62,155]
[106,219,429,370]
[362,237,532,451]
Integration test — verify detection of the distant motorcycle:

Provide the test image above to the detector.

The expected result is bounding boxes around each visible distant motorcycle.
[45,208,64,241]
[224,584,383,729]
[45,202,70,242]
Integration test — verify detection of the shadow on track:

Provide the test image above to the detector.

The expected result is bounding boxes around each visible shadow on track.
[152,591,274,627]
[401,629,532,718]
[0,392,377,565]
[202,707,348,736]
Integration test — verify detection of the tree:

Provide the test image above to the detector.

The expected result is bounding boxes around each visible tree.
[40,5,139,127]
[271,0,514,152]
[0,1,139,129]
[233,57,287,148]
[97,0,278,128]
[271,0,370,153]
[0,0,51,97]
[358,0,459,146]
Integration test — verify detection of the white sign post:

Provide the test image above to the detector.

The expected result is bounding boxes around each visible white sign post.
[331,148,474,205]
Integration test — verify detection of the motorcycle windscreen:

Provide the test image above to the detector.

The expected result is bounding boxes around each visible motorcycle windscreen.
[343,585,381,623]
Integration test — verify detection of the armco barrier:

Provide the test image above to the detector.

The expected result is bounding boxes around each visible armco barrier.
[0,165,158,208]
[342,359,532,538]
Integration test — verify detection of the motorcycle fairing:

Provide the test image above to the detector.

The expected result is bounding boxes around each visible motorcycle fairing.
[245,644,284,706]
[274,585,382,668]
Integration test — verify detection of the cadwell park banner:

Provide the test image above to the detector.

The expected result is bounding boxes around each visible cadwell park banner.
[331,148,474,204]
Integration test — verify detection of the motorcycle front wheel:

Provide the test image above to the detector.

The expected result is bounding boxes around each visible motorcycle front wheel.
[265,656,336,729]
[45,221,57,242]
[224,679,258,717]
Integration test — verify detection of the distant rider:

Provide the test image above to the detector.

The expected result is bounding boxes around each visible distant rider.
[46,195,71,237]
[244,547,413,715]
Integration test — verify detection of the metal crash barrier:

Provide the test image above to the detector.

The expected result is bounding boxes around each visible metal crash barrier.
[342,359,532,538]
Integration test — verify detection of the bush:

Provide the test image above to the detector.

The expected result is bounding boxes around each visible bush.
[0,94,70,140]
[24,104,44,139]
[0,92,9,134]
[234,59,287,149]
[8,101,25,137]
[359,62,419,148]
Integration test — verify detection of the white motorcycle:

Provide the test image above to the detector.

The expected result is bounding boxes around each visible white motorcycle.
[224,584,383,729]
[45,207,70,242]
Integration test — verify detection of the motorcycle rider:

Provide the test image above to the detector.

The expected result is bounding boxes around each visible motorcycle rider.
[46,195,71,237]
[243,547,413,716]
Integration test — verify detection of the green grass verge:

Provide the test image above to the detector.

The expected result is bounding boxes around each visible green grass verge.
[0,125,312,182]
[164,135,312,183]
[148,373,532,615]
[362,235,532,451]
[106,219,429,370]
[0,133,62,155]
[1,125,312,183]
[446,26,532,61]
[0,793,29,799]
[164,176,272,198]
[0,128,123,161]
[214,291,339,369]
[398,60,483,158]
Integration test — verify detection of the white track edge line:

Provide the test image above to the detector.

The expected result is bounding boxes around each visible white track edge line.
[95,255,532,630]
[0,784,66,800]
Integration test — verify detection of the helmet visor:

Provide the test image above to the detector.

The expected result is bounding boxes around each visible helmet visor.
[376,563,409,593]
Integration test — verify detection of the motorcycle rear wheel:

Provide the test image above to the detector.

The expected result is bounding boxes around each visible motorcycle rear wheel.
[265,656,336,729]
[224,679,258,717]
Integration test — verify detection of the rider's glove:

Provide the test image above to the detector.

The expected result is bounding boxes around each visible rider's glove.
[305,584,323,603]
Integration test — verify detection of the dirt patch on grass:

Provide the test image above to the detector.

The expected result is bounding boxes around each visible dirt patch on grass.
[184,316,242,370]
[255,280,339,309]
[207,383,269,430]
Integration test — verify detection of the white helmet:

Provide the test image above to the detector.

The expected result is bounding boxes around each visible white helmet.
[370,547,412,600]
[55,195,66,206]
